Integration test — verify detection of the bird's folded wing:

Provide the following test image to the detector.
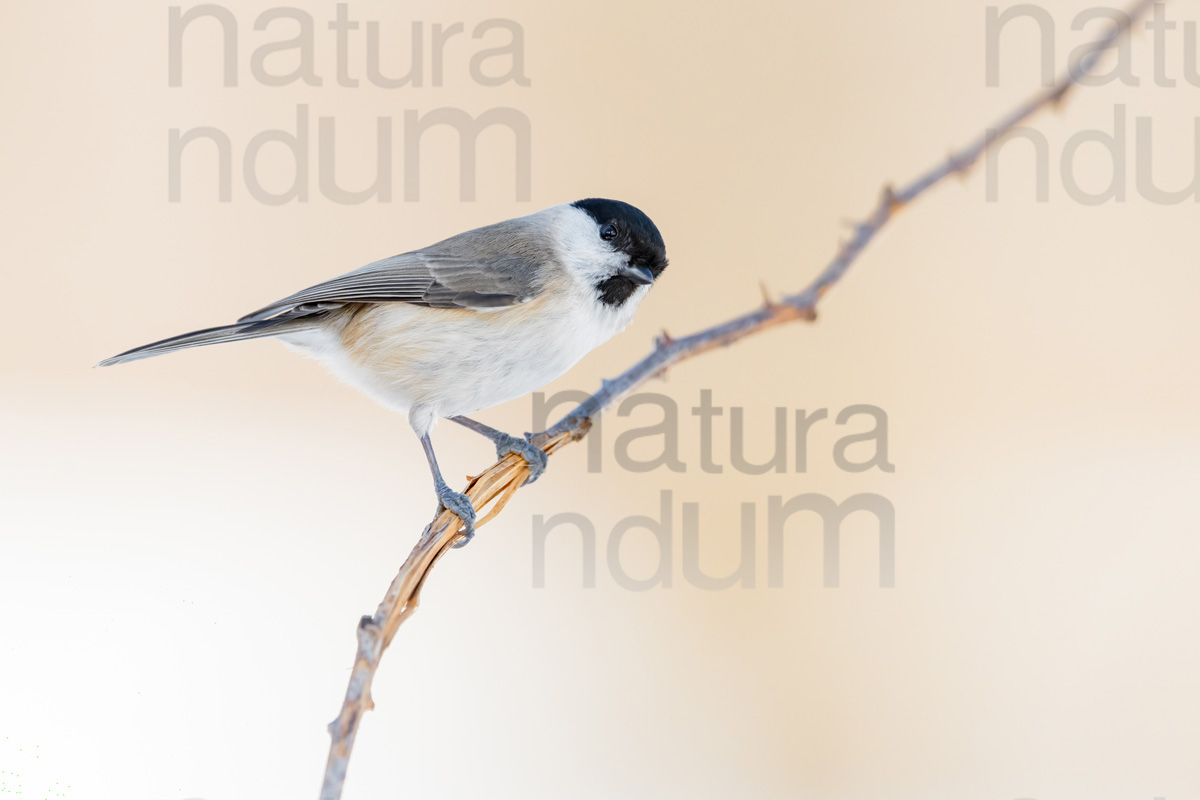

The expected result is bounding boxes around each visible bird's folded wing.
[237,225,545,322]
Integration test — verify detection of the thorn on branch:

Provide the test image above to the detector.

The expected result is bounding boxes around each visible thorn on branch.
[758,281,783,312]
[655,329,676,350]
[881,184,904,214]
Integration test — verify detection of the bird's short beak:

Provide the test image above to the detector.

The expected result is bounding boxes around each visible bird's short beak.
[619,263,655,286]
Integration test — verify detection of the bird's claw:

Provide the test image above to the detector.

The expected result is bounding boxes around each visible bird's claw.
[435,480,477,548]
[494,433,548,485]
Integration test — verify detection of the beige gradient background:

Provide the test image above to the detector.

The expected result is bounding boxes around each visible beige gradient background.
[2,1,1198,798]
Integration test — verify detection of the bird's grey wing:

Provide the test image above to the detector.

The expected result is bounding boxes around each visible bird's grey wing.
[237,224,545,323]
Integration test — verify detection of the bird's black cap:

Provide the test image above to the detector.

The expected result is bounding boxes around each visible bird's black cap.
[572,198,668,278]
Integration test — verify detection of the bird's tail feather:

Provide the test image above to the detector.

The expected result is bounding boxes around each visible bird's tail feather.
[98,316,320,367]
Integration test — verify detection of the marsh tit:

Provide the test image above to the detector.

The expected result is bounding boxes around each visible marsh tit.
[100,199,668,546]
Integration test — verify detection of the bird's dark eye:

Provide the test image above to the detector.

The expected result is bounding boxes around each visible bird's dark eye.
[600,223,618,241]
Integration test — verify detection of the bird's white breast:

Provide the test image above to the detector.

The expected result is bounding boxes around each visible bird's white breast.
[282,277,647,428]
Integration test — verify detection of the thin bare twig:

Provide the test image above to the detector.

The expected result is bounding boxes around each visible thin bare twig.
[320,4,1154,796]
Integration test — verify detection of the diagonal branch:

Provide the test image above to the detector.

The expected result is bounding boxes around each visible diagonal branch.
[319,3,1155,797]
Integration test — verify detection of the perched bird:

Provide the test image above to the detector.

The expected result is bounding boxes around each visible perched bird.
[100,199,668,546]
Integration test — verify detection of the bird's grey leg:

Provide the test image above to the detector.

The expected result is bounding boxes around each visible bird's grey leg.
[419,431,477,548]
[448,416,549,486]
